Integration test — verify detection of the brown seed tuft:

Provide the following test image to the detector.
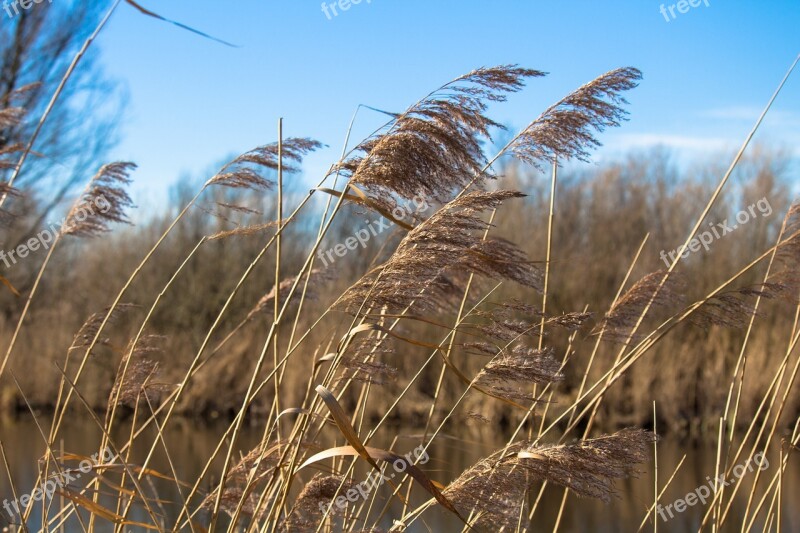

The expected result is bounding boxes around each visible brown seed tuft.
[333,66,545,215]
[597,270,684,343]
[207,138,322,190]
[70,303,139,353]
[279,474,353,532]
[110,335,172,407]
[246,268,330,321]
[338,191,542,315]
[509,67,642,167]
[444,428,655,530]
[61,162,136,238]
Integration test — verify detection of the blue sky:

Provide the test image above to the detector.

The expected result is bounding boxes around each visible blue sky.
[95,1,800,208]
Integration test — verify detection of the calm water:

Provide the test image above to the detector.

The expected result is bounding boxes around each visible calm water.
[0,414,797,532]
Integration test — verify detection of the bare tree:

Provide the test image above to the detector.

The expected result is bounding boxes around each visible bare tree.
[0,2,123,230]
[0,1,123,293]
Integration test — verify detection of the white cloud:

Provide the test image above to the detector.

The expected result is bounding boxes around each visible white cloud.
[604,133,735,153]
[700,106,761,121]
[700,106,800,127]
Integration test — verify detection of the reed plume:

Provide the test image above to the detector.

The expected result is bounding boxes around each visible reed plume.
[246,267,329,321]
[689,203,800,328]
[208,220,283,241]
[206,138,322,190]
[444,428,655,530]
[201,444,281,517]
[0,183,20,225]
[279,474,353,532]
[481,302,593,333]
[508,67,642,167]
[197,201,264,226]
[338,190,542,314]
[0,144,24,170]
[110,335,172,407]
[0,83,36,130]
[333,66,545,214]
[770,202,800,296]
[518,428,656,500]
[0,107,23,132]
[70,303,139,353]
[339,356,398,386]
[61,162,137,238]
[476,345,563,403]
[468,302,556,344]
[690,289,764,330]
[548,311,594,330]
[466,411,492,424]
[202,439,315,518]
[597,270,685,343]
[0,85,38,169]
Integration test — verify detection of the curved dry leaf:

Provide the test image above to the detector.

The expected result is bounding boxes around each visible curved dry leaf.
[297,445,465,523]
[315,352,337,370]
[338,323,383,353]
[0,274,20,297]
[315,385,381,472]
[316,185,415,230]
[56,488,161,530]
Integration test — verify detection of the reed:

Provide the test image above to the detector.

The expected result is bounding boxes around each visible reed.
[1,54,799,533]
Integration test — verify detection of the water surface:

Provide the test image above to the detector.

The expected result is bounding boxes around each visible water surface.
[0,415,796,532]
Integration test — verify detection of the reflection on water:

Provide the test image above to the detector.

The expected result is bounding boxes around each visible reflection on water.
[0,414,797,532]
